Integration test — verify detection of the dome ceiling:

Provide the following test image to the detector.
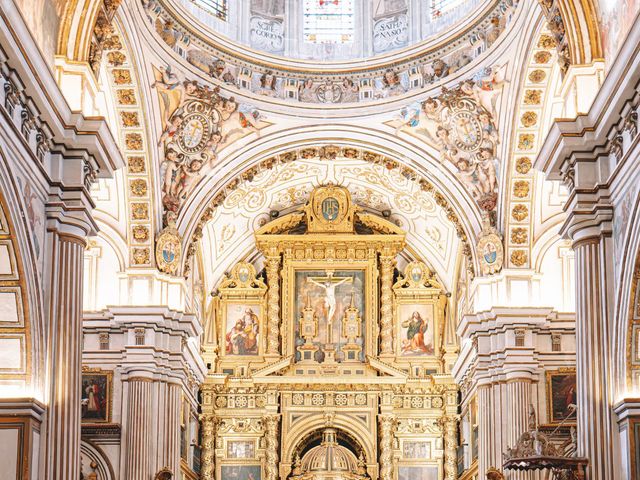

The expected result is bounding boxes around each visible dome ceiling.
[172,0,488,62]
[142,0,520,104]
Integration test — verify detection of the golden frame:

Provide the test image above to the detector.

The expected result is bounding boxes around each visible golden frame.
[545,368,577,425]
[216,262,268,364]
[283,261,377,361]
[81,366,113,424]
[393,262,445,369]
[218,463,263,480]
[220,299,266,359]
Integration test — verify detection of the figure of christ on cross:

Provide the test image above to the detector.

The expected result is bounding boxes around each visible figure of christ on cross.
[306,271,353,345]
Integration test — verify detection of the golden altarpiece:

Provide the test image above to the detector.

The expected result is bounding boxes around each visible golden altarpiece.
[200,186,459,480]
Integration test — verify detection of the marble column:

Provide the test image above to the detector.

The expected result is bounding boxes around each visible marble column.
[264,414,280,480]
[44,233,87,480]
[378,414,396,480]
[443,416,459,480]
[379,255,395,355]
[265,253,281,356]
[200,414,217,479]
[123,378,154,479]
[573,237,616,479]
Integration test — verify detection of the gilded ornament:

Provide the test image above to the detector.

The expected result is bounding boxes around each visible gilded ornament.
[107,51,126,66]
[132,225,149,242]
[300,148,318,159]
[130,179,147,197]
[510,227,528,244]
[343,147,359,158]
[155,224,182,275]
[112,69,132,85]
[511,204,529,221]
[476,219,504,275]
[513,180,530,198]
[515,157,532,174]
[132,247,150,265]
[127,156,146,174]
[518,133,535,150]
[534,51,552,64]
[117,89,136,105]
[521,111,538,127]
[528,69,546,83]
[131,202,149,220]
[524,89,542,105]
[537,34,557,49]
[125,133,143,150]
[510,250,528,267]
[120,111,140,127]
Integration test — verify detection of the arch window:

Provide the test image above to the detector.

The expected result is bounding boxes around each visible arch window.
[191,0,228,20]
[303,0,355,44]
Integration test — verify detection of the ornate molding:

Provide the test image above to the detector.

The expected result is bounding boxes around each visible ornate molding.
[184,145,476,277]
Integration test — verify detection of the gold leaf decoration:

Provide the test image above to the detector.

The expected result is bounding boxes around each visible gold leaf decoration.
[510,249,528,267]
[132,225,149,242]
[528,69,546,83]
[534,51,552,64]
[518,134,535,150]
[127,156,146,174]
[131,203,149,220]
[130,179,147,197]
[125,133,143,150]
[521,111,538,128]
[515,157,532,174]
[120,111,140,127]
[117,89,136,105]
[524,89,542,105]
[511,204,529,221]
[513,180,530,198]
[511,227,528,244]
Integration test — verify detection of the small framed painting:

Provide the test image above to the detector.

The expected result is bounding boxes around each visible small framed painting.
[227,440,256,459]
[81,368,112,423]
[398,465,439,480]
[546,369,577,424]
[221,464,261,480]
[402,440,431,459]
[223,303,263,357]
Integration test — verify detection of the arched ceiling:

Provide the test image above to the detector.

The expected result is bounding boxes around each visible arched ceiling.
[200,157,461,292]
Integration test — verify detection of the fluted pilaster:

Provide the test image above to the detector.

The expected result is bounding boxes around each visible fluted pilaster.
[574,238,615,479]
[265,255,281,356]
[506,381,532,480]
[124,378,154,479]
[45,235,85,480]
[379,256,395,355]
[160,383,182,474]
[477,385,492,477]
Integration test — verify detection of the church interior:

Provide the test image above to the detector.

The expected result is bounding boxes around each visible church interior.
[1,0,639,479]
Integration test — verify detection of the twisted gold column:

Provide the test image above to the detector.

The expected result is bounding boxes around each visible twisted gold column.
[200,414,217,478]
[378,414,396,480]
[265,254,281,356]
[264,414,280,480]
[379,255,396,355]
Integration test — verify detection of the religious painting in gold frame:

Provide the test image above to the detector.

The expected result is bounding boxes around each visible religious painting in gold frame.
[217,262,267,361]
[393,262,445,365]
[545,368,577,424]
[81,367,113,424]
[283,260,377,362]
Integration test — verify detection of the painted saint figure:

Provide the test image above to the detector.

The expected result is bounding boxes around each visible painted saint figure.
[401,311,432,355]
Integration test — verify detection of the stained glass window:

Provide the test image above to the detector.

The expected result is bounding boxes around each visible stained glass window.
[191,0,228,21]
[431,0,465,19]
[303,0,355,44]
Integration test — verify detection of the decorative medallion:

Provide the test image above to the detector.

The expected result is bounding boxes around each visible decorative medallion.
[520,112,538,128]
[534,51,552,64]
[510,227,528,244]
[155,223,182,275]
[511,204,529,221]
[117,89,136,105]
[125,133,143,150]
[524,90,542,105]
[515,157,532,174]
[513,180,530,198]
[305,184,357,233]
[120,111,139,127]
[518,134,535,150]
[510,249,527,267]
[476,220,504,275]
[537,34,556,49]
[127,156,145,174]
[528,69,546,83]
[130,179,147,197]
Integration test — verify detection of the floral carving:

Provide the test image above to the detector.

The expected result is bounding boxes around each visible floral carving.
[511,204,529,221]
[524,89,542,105]
[518,134,535,150]
[125,133,143,150]
[534,51,552,63]
[513,180,530,198]
[528,69,546,83]
[510,227,528,244]
[127,156,146,174]
[130,179,147,197]
[121,111,139,127]
[117,89,136,105]
[131,203,149,220]
[521,111,538,127]
[515,157,532,174]
[510,249,528,267]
